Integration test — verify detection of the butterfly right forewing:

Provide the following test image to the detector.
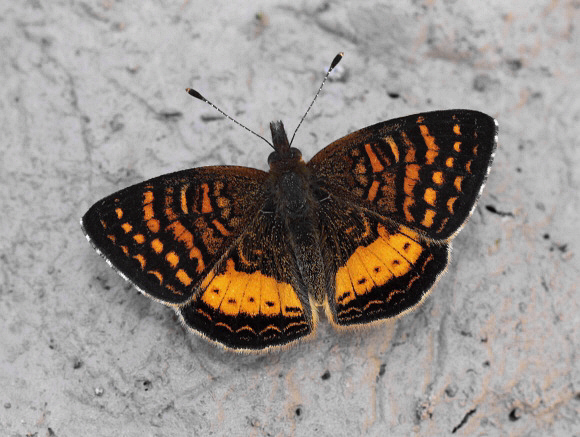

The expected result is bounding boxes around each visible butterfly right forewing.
[308,110,497,241]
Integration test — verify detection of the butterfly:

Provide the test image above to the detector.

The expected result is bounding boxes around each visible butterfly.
[81,54,497,351]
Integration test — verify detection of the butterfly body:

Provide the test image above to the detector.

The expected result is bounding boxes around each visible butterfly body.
[82,109,497,351]
[266,120,328,306]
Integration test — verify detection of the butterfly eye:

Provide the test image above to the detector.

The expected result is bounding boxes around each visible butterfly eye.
[268,151,280,165]
[289,148,302,160]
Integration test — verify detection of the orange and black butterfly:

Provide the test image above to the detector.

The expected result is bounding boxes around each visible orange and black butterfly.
[82,54,497,351]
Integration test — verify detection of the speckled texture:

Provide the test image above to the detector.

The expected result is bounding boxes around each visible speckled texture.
[0,1,578,436]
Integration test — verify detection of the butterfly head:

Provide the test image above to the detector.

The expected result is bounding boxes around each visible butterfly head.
[268,120,303,171]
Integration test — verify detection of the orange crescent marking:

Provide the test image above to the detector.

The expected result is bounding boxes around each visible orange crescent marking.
[133,254,146,269]
[115,208,123,219]
[454,176,463,192]
[196,308,212,321]
[189,246,205,273]
[215,322,233,332]
[147,270,163,284]
[236,325,257,334]
[260,325,282,335]
[447,197,457,214]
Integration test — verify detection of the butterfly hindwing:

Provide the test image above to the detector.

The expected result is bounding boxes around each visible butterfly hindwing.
[317,196,449,326]
[179,209,315,350]
[308,110,497,240]
[81,166,269,304]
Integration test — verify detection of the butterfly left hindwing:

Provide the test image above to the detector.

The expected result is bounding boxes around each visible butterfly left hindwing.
[180,210,315,350]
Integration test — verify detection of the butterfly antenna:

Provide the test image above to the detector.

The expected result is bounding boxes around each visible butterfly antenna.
[289,52,343,146]
[186,88,275,149]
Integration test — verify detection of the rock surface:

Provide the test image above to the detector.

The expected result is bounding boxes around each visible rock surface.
[0,1,578,435]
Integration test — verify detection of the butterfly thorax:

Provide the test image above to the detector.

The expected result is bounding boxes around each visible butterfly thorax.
[267,121,303,172]
[266,121,316,216]
[265,120,327,303]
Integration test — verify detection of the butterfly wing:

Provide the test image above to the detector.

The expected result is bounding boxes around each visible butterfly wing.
[179,210,315,351]
[81,166,269,305]
[317,195,449,326]
[308,110,497,240]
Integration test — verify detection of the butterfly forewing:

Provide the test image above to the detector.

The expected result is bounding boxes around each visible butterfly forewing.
[308,110,497,241]
[82,166,268,304]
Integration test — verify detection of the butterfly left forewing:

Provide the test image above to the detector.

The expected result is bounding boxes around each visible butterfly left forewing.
[82,166,269,305]
[308,110,497,241]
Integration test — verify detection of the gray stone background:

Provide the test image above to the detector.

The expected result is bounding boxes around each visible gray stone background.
[1,1,578,436]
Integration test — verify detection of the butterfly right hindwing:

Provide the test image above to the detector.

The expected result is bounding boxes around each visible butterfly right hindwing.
[316,194,449,326]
